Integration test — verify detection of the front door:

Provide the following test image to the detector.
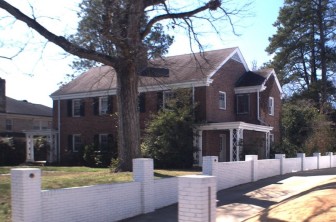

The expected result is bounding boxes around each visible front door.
[219,134,226,162]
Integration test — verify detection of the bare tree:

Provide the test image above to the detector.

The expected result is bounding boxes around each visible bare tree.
[0,0,250,171]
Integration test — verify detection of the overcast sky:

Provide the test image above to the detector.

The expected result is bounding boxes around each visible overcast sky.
[0,0,283,107]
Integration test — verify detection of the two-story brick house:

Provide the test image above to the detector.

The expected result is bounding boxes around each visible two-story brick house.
[50,47,282,165]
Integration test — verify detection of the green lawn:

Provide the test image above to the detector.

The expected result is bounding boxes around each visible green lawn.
[0,166,200,222]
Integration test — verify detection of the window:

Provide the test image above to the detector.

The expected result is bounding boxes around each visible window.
[268,97,274,116]
[219,91,226,110]
[99,134,109,151]
[73,134,82,152]
[163,91,175,109]
[237,94,249,114]
[99,96,108,115]
[33,120,40,130]
[269,134,274,143]
[5,119,12,131]
[73,99,81,117]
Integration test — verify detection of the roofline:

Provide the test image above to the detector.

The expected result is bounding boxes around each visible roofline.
[0,113,52,119]
[234,85,266,94]
[207,47,249,81]
[196,121,273,132]
[50,79,211,100]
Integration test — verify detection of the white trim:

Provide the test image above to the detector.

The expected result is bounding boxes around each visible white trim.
[234,85,266,94]
[207,48,249,80]
[50,80,211,101]
[196,121,273,132]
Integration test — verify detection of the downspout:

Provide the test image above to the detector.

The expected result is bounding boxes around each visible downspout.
[58,98,61,163]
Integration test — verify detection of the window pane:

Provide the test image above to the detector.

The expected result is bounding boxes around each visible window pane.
[219,92,226,109]
[73,100,81,116]
[100,96,108,115]
[73,135,82,152]
[237,95,249,114]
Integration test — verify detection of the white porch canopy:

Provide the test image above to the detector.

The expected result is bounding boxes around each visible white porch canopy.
[23,129,58,163]
[194,122,273,165]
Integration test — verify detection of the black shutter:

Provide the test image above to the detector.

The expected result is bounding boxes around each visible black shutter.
[80,100,85,116]
[107,96,113,114]
[68,135,73,151]
[157,92,163,111]
[67,100,72,117]
[93,97,99,115]
[139,93,146,113]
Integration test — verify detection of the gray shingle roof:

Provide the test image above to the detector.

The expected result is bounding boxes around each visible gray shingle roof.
[6,97,52,117]
[51,47,241,97]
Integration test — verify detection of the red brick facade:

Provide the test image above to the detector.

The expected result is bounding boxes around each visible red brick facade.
[52,48,282,163]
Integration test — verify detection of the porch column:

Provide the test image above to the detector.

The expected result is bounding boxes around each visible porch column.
[26,134,34,162]
[230,128,243,161]
[193,130,203,166]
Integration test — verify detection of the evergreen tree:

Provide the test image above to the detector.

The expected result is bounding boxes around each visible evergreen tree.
[142,89,196,169]
[266,0,336,112]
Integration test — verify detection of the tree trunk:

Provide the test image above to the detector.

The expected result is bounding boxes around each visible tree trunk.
[116,64,141,171]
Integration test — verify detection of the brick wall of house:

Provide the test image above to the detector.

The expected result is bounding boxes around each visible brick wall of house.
[259,75,282,143]
[205,59,246,123]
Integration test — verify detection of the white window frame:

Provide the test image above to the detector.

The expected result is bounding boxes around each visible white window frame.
[219,91,226,110]
[99,96,108,115]
[268,97,274,116]
[99,134,109,151]
[163,91,175,109]
[72,99,81,117]
[237,94,249,114]
[73,134,82,152]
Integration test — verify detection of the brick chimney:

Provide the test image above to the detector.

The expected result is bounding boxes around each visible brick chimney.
[0,78,6,113]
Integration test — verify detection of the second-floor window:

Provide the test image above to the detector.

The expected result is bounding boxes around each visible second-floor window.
[268,97,274,116]
[99,96,108,115]
[219,91,226,110]
[138,93,146,113]
[6,119,12,131]
[73,99,81,117]
[237,94,249,114]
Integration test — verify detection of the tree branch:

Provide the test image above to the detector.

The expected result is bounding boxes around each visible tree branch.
[0,0,117,66]
[144,0,166,9]
[141,0,221,38]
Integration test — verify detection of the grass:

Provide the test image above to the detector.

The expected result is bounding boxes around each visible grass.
[0,166,200,222]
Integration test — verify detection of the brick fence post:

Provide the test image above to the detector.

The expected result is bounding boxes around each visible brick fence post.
[202,156,218,176]
[11,168,42,222]
[297,153,306,171]
[178,175,216,222]
[245,155,258,182]
[275,154,286,175]
[313,152,321,169]
[133,158,154,214]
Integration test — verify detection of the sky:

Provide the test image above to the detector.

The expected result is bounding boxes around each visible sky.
[0,0,283,108]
